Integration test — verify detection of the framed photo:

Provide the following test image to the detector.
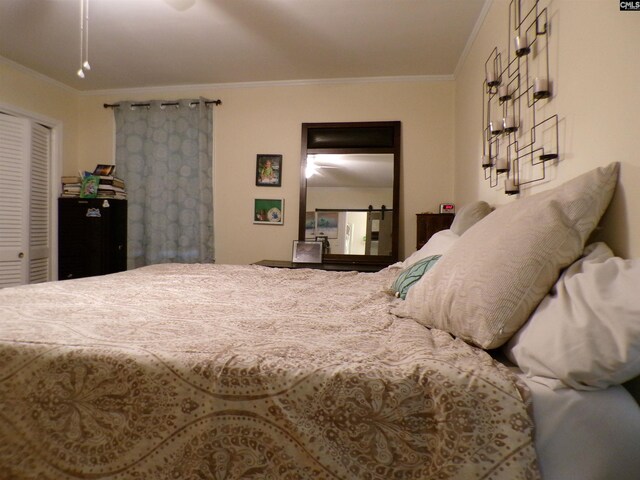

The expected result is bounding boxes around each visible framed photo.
[256,154,282,186]
[93,164,116,176]
[253,198,284,225]
[315,235,330,254]
[292,241,323,264]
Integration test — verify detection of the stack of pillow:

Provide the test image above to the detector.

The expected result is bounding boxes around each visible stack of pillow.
[390,200,492,298]
[390,162,640,393]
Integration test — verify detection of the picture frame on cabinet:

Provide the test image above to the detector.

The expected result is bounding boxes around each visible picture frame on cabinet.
[292,241,323,264]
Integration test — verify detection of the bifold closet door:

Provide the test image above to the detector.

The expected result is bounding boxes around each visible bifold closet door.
[0,113,51,287]
[28,122,51,284]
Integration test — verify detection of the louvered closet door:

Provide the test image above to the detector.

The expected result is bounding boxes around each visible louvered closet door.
[0,113,51,287]
[0,114,30,287]
[29,123,51,284]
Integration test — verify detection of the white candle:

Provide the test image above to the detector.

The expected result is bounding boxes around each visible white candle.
[490,120,503,135]
[514,33,530,56]
[505,178,519,194]
[496,156,508,172]
[486,70,498,86]
[503,116,517,132]
[498,85,510,101]
[533,77,550,99]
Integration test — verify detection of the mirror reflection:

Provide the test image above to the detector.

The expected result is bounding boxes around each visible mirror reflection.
[304,154,394,256]
[298,121,400,266]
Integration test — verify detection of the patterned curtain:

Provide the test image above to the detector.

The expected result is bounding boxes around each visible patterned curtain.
[114,100,214,267]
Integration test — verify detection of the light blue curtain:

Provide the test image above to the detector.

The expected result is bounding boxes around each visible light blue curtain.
[114,99,214,267]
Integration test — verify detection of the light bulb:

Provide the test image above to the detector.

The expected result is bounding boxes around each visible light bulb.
[77,68,85,78]
[82,61,91,71]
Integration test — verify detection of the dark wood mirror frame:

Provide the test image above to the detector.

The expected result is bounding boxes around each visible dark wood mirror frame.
[298,121,401,267]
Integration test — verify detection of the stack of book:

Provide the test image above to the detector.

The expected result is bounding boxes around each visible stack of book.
[59,165,127,200]
[61,176,82,197]
[97,175,127,199]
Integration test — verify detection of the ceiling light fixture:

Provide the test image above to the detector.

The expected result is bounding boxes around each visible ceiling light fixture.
[77,0,91,78]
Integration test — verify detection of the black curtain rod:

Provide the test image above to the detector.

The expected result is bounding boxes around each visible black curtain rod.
[103,99,221,109]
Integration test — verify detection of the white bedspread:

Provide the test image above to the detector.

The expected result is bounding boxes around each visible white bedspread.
[0,264,540,479]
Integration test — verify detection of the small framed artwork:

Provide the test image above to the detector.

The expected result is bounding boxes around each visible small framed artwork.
[253,198,284,225]
[292,241,323,264]
[93,164,116,176]
[256,154,282,187]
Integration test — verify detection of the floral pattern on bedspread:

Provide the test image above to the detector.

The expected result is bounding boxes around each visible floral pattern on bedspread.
[0,264,540,479]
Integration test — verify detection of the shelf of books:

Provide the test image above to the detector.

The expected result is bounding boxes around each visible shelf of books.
[61,164,127,200]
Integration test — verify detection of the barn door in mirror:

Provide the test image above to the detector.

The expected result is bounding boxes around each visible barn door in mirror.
[298,122,400,267]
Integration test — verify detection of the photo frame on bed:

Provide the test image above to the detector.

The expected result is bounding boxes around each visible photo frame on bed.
[292,240,323,263]
[255,154,282,186]
[253,198,284,224]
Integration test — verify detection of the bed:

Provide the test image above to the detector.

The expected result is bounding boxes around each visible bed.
[1,163,639,479]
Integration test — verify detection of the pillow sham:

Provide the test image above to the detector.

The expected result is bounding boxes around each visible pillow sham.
[504,243,640,390]
[393,162,619,349]
[450,200,492,236]
[391,255,441,299]
[401,229,459,268]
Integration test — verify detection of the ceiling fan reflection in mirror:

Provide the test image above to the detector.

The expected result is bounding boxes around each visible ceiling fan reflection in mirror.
[305,155,340,179]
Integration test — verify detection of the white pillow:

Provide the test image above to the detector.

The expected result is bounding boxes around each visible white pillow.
[504,242,640,390]
[401,229,459,268]
[450,201,492,236]
[393,163,620,349]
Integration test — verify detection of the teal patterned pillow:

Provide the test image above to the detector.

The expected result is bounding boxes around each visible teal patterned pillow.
[391,255,441,300]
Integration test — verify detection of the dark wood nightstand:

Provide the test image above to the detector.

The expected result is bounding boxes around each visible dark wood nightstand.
[253,260,385,273]
[416,213,455,250]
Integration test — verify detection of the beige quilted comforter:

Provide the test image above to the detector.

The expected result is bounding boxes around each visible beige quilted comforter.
[0,264,540,479]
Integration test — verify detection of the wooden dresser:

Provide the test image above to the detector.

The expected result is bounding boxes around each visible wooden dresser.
[416,213,455,250]
[58,198,127,280]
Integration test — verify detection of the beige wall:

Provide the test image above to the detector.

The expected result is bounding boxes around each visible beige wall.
[5,0,639,264]
[0,60,79,176]
[454,0,640,258]
[77,81,455,264]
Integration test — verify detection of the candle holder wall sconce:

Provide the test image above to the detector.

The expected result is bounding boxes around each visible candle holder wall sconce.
[481,0,559,195]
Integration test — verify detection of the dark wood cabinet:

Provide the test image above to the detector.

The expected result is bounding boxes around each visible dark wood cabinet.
[58,198,127,280]
[416,213,455,250]
[253,260,384,272]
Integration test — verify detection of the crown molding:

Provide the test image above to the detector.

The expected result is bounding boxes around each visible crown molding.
[82,74,455,97]
[2,54,454,98]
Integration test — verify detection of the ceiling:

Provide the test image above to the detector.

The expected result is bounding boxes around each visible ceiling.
[0,0,487,92]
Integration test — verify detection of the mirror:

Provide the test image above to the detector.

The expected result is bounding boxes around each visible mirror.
[298,122,401,266]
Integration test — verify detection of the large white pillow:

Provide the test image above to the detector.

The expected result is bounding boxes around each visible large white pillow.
[504,243,640,390]
[450,200,492,236]
[401,229,459,268]
[393,163,620,349]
